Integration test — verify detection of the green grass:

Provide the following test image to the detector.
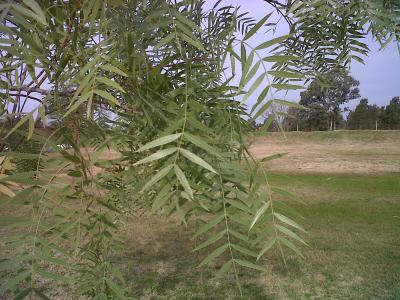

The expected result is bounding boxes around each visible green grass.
[268,172,400,299]
[117,172,400,299]
[252,129,400,143]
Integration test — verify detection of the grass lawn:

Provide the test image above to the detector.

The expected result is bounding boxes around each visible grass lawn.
[117,172,400,299]
[1,131,399,299]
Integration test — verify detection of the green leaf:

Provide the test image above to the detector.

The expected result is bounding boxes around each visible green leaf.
[5,113,30,138]
[255,35,289,50]
[155,33,175,49]
[273,99,304,109]
[104,277,127,299]
[27,114,34,140]
[194,230,225,251]
[240,43,247,66]
[263,55,300,62]
[137,133,182,152]
[37,253,73,269]
[241,74,265,104]
[268,70,305,79]
[93,89,120,106]
[36,270,66,281]
[274,213,306,232]
[244,13,272,41]
[96,77,125,92]
[151,189,173,212]
[183,133,222,159]
[229,229,250,243]
[179,33,205,51]
[14,3,46,26]
[99,64,128,77]
[38,105,46,127]
[179,148,217,174]
[350,55,365,64]
[226,199,253,214]
[198,244,228,267]
[242,61,261,87]
[230,52,236,75]
[15,287,33,300]
[275,224,307,245]
[133,148,177,166]
[0,255,32,272]
[271,83,304,90]
[234,259,267,272]
[63,91,93,118]
[174,164,193,199]
[0,171,38,184]
[251,86,270,114]
[215,260,232,278]
[241,50,254,80]
[33,288,51,300]
[279,237,304,258]
[231,244,257,257]
[22,0,46,25]
[261,115,275,131]
[194,214,224,238]
[0,270,30,293]
[142,164,174,192]
[173,10,202,32]
[257,238,276,261]
[67,170,82,177]
[250,201,270,230]
[92,293,108,300]
[261,152,288,162]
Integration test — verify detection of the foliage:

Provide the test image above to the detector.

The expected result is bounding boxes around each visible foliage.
[280,0,400,74]
[347,98,381,130]
[380,96,400,130]
[283,69,359,131]
[0,0,398,298]
[284,104,331,132]
[347,96,400,130]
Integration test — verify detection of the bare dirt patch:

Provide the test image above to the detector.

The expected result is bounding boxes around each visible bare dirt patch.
[250,130,400,174]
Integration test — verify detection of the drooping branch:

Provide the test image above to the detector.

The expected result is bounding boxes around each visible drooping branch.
[7,93,44,103]
[263,0,287,8]
[7,86,143,115]
[263,0,293,26]
[8,86,62,96]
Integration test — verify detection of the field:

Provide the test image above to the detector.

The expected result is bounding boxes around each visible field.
[1,131,400,299]
[117,130,400,299]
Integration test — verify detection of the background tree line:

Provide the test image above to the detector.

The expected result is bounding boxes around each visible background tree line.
[347,96,400,130]
[261,69,399,131]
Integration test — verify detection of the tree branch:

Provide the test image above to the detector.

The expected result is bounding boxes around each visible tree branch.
[7,92,45,103]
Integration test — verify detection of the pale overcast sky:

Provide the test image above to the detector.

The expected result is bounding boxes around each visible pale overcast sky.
[205,0,400,111]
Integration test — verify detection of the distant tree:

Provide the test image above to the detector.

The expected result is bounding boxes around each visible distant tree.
[283,105,330,131]
[380,96,400,129]
[299,68,360,130]
[347,98,381,130]
[262,102,287,132]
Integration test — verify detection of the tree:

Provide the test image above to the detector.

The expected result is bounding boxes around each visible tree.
[284,104,334,132]
[298,69,360,130]
[380,96,400,129]
[0,0,399,298]
[262,102,287,132]
[347,98,381,130]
